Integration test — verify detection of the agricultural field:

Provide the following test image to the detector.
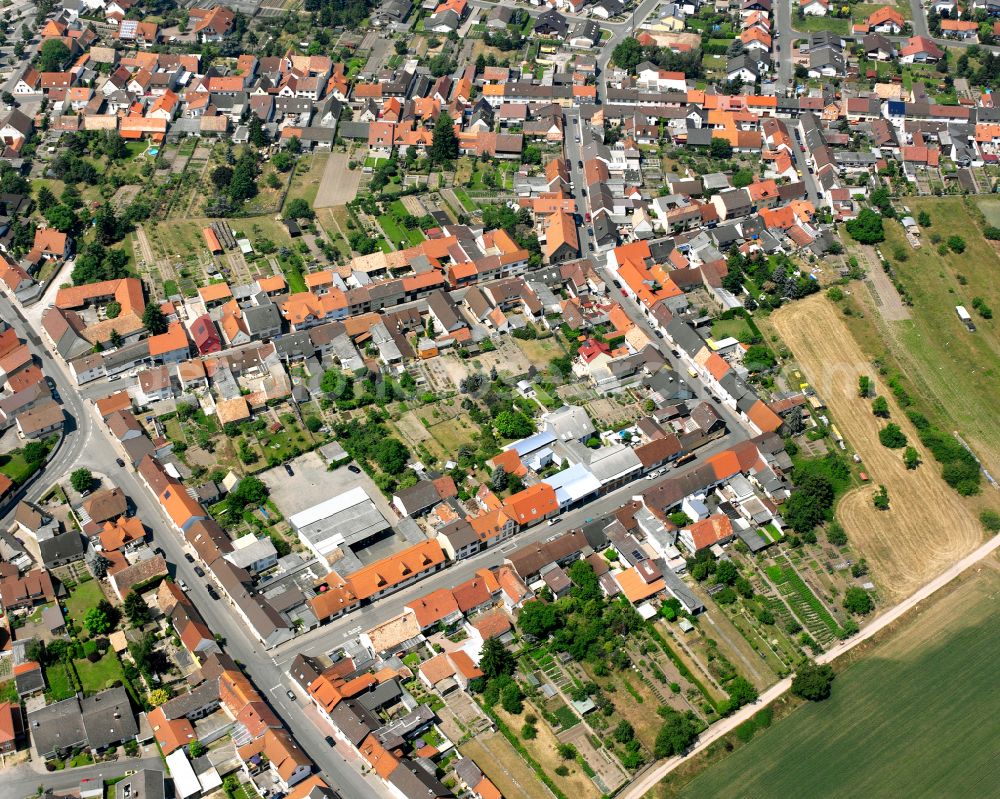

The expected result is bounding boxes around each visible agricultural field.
[771,295,982,601]
[671,557,1000,799]
[850,198,1000,477]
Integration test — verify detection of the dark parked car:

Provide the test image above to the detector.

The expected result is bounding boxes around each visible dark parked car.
[115,458,126,468]
[325,736,336,747]
[194,566,205,577]
[284,464,294,476]
[348,464,361,474]
[207,585,220,600]
[184,553,194,563]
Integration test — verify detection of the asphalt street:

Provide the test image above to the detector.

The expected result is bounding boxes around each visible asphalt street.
[7,756,164,799]
[0,292,92,523]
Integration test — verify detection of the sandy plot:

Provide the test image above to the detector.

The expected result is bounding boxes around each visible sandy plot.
[314,152,363,208]
[771,295,981,601]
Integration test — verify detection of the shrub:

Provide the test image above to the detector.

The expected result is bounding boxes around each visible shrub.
[980,509,1000,532]
[791,662,835,701]
[878,423,907,448]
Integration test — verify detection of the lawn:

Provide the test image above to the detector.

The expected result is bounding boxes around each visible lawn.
[63,579,105,632]
[75,651,124,695]
[710,317,753,342]
[452,188,478,212]
[45,661,76,702]
[427,413,480,455]
[795,15,850,34]
[0,451,40,485]
[851,197,1000,477]
[286,151,329,209]
[674,565,1000,799]
[512,336,565,368]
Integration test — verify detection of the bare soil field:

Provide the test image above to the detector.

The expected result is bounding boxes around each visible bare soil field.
[771,295,981,601]
[314,152,363,208]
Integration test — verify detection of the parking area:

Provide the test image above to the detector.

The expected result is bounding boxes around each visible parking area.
[260,451,396,521]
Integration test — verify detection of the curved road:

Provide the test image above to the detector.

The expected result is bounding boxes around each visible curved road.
[0,292,91,525]
[619,529,1000,799]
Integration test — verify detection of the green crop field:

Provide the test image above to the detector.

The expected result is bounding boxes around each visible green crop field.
[674,565,1000,799]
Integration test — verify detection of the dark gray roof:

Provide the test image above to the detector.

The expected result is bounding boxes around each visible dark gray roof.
[38,530,85,567]
[115,769,165,799]
[388,758,454,799]
[81,686,138,750]
[27,698,87,756]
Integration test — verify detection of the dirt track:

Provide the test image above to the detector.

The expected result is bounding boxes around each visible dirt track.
[771,295,981,601]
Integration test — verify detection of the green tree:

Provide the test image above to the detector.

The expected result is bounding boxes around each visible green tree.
[500,681,523,714]
[36,185,56,211]
[284,198,314,220]
[903,446,920,470]
[726,676,758,709]
[123,590,152,627]
[791,662,835,701]
[710,138,733,159]
[494,410,534,439]
[871,396,889,418]
[611,36,643,70]
[44,204,78,234]
[249,116,268,147]
[845,208,885,244]
[873,484,890,510]
[490,466,508,492]
[878,423,907,448]
[843,586,874,615]
[714,559,738,586]
[211,165,234,190]
[372,438,409,474]
[613,720,635,744]
[226,475,269,513]
[83,607,112,636]
[430,111,458,164]
[187,741,205,758]
[783,472,835,531]
[654,711,697,757]
[70,468,93,493]
[142,303,169,335]
[979,509,1000,532]
[517,599,560,639]
[947,235,966,253]
[480,638,515,680]
[304,416,322,433]
[105,301,122,320]
[917,210,931,227]
[521,723,537,739]
[38,38,70,71]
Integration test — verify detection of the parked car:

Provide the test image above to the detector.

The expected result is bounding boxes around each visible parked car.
[184,552,194,563]
[207,585,220,600]
[286,689,296,701]
[284,464,294,476]
[178,580,189,592]
[194,566,205,577]
[115,457,125,468]
[325,736,336,747]
[348,464,361,474]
